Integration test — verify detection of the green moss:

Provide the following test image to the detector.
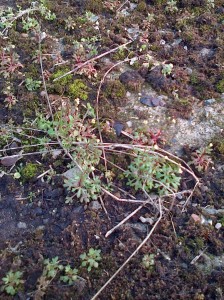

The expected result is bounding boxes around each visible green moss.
[26,65,40,78]
[68,79,88,100]
[153,0,166,5]
[150,44,160,51]
[177,98,190,107]
[51,67,73,94]
[190,73,199,85]
[20,163,39,182]
[85,0,103,13]
[137,1,147,12]
[22,95,39,118]
[219,216,224,226]
[216,79,224,93]
[104,80,126,100]
[213,138,224,155]
[112,48,128,61]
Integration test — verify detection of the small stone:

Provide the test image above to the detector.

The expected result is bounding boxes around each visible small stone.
[176,193,183,200]
[113,122,124,136]
[1,155,21,167]
[21,33,28,38]
[139,216,154,225]
[200,48,214,58]
[215,223,222,230]
[10,141,19,149]
[17,222,27,229]
[172,38,182,46]
[201,215,212,225]
[204,98,216,106]
[131,223,147,234]
[190,214,201,223]
[33,207,43,216]
[89,201,101,211]
[140,96,153,107]
[185,67,193,75]
[151,97,161,107]
[63,167,81,183]
[126,121,132,127]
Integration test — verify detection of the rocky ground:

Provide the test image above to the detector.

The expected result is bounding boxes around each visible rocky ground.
[0,1,224,299]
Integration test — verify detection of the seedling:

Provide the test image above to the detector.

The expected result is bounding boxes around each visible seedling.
[43,257,64,278]
[22,17,39,31]
[25,78,41,91]
[162,63,173,76]
[142,254,155,272]
[80,248,101,272]
[0,48,23,78]
[60,265,78,285]
[165,0,178,13]
[190,144,213,172]
[125,150,181,196]
[1,270,24,296]
[4,91,18,108]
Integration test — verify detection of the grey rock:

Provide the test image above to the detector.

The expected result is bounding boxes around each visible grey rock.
[63,167,82,187]
[140,95,166,107]
[89,201,101,211]
[215,223,222,230]
[185,67,193,75]
[172,38,182,46]
[124,222,147,234]
[201,207,224,217]
[33,207,43,216]
[140,96,153,107]
[204,98,216,106]
[113,122,124,136]
[200,48,215,58]
[17,222,27,229]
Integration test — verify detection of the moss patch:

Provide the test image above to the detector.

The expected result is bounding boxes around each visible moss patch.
[68,79,89,100]
[20,163,39,182]
[216,79,224,93]
[104,80,126,105]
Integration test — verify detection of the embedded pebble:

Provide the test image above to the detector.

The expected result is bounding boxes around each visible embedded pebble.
[1,155,21,167]
[89,201,101,211]
[17,222,27,229]
[140,96,153,107]
[200,48,214,58]
[215,223,222,230]
[151,97,166,107]
[204,98,216,106]
[113,122,124,136]
[190,214,201,223]
[140,95,166,107]
[139,216,154,225]
[126,121,132,127]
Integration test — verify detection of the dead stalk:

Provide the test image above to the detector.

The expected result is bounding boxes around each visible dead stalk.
[38,30,83,171]
[53,41,132,82]
[95,58,132,180]
[91,198,163,300]
[105,197,154,238]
